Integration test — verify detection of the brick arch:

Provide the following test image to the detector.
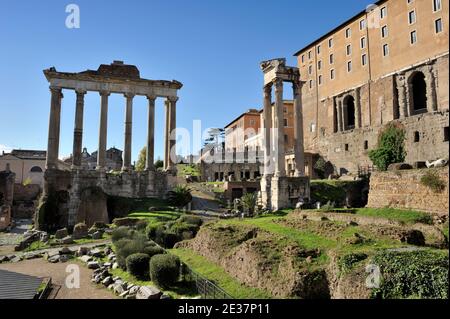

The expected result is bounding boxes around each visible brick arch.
[408,71,428,113]
[343,94,356,130]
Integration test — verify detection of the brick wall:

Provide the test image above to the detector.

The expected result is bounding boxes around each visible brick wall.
[367,166,449,214]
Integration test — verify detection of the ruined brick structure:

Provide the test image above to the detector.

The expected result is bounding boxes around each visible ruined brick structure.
[36,61,182,230]
[0,166,15,231]
[295,0,449,174]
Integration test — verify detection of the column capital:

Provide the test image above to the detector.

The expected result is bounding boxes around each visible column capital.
[75,89,87,96]
[167,96,179,103]
[273,78,283,91]
[263,84,272,96]
[99,91,110,97]
[124,92,135,99]
[49,86,63,97]
[146,95,157,101]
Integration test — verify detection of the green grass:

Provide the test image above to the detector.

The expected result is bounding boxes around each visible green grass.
[110,267,198,299]
[218,216,337,250]
[354,208,433,225]
[170,248,272,299]
[178,164,201,177]
[24,241,50,252]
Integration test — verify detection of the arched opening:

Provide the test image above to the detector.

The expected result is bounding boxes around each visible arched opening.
[343,95,355,130]
[410,72,427,112]
[393,82,400,120]
[30,166,43,173]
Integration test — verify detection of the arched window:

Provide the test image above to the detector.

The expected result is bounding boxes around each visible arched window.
[343,95,356,130]
[30,166,43,173]
[410,72,427,112]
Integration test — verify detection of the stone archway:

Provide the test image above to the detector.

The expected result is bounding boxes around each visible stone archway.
[343,95,356,130]
[76,187,109,227]
[409,71,427,112]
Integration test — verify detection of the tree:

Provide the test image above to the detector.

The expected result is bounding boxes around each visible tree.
[167,185,192,208]
[204,128,225,151]
[368,123,406,171]
[155,158,164,169]
[135,146,146,171]
[241,192,257,216]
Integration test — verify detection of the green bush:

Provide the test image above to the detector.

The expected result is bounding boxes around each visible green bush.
[146,222,165,239]
[420,170,446,193]
[143,246,165,258]
[135,219,148,231]
[167,185,193,208]
[368,123,406,171]
[170,222,200,237]
[371,250,449,299]
[338,253,368,274]
[111,226,133,242]
[126,253,150,280]
[241,192,257,215]
[179,215,203,227]
[150,254,181,288]
[114,231,155,268]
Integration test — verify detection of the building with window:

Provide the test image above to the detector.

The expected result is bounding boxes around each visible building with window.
[0,150,47,186]
[294,0,449,174]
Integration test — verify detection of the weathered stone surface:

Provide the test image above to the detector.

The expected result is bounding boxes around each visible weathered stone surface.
[77,246,90,256]
[87,261,100,269]
[387,163,413,171]
[89,248,103,257]
[73,223,88,239]
[59,254,70,262]
[136,286,162,300]
[102,276,113,286]
[79,255,92,263]
[48,255,60,263]
[59,247,72,255]
[55,228,68,239]
[92,231,103,240]
[367,167,449,214]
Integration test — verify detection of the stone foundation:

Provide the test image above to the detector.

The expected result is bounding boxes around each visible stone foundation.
[367,166,449,215]
[36,168,176,230]
[270,176,310,211]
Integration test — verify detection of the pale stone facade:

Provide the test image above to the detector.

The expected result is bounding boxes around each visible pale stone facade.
[0,150,47,186]
[0,167,14,230]
[37,61,182,229]
[295,0,449,174]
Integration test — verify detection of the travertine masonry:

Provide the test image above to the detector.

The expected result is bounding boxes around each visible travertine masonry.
[367,166,449,215]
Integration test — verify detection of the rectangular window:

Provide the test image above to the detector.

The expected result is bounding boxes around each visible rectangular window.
[308,50,312,59]
[435,18,443,33]
[360,37,366,49]
[381,25,388,38]
[345,144,349,151]
[329,54,334,64]
[347,61,352,72]
[433,0,442,12]
[318,60,322,70]
[444,127,449,142]
[308,65,313,75]
[346,44,352,55]
[380,6,387,19]
[362,54,367,66]
[284,119,288,127]
[317,45,321,54]
[330,69,335,80]
[284,135,288,143]
[328,38,333,48]
[318,75,322,85]
[309,80,313,89]
[345,28,351,38]
[360,19,366,30]
[407,0,413,4]
[383,44,389,57]
[301,55,305,63]
[410,30,417,44]
[409,10,416,24]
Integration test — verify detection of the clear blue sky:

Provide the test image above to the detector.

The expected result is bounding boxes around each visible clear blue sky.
[0,0,373,162]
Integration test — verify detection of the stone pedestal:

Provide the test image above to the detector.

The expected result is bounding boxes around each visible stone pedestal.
[270,176,290,211]
[260,174,272,210]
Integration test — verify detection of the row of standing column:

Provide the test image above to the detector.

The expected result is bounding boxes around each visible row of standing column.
[262,79,305,178]
[45,86,177,172]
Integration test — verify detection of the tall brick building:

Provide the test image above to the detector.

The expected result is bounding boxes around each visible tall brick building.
[295,0,449,174]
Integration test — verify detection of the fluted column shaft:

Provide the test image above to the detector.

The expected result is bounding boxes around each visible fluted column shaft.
[273,79,285,177]
[293,81,305,176]
[146,96,156,170]
[168,96,178,171]
[46,87,63,169]
[97,91,110,170]
[122,93,134,171]
[164,100,170,170]
[72,90,86,168]
[263,84,273,176]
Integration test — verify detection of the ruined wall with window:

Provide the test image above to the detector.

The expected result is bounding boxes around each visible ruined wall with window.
[296,0,449,174]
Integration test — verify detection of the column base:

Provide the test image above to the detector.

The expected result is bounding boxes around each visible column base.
[270,176,290,211]
[260,174,272,210]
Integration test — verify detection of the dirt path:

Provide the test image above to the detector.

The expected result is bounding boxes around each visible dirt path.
[0,258,116,299]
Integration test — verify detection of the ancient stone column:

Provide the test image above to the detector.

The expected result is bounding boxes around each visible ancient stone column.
[396,74,407,119]
[340,100,346,131]
[167,96,178,171]
[337,100,343,132]
[122,93,134,171]
[425,66,438,112]
[46,86,63,169]
[97,91,110,170]
[145,95,156,170]
[164,99,170,170]
[293,81,305,176]
[273,79,285,177]
[263,84,273,176]
[72,90,86,168]
[355,88,362,128]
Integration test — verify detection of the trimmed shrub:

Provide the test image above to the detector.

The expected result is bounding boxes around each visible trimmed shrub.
[146,222,165,240]
[143,246,165,259]
[126,253,150,280]
[150,254,181,288]
[179,215,203,227]
[135,219,148,231]
[111,226,133,242]
[115,232,153,268]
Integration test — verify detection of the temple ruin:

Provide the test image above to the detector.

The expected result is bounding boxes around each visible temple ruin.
[36,61,182,230]
[259,58,310,210]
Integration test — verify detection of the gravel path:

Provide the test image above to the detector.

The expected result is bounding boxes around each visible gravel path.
[0,258,116,299]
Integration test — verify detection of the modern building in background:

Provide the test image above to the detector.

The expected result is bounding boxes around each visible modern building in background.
[295,0,449,174]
